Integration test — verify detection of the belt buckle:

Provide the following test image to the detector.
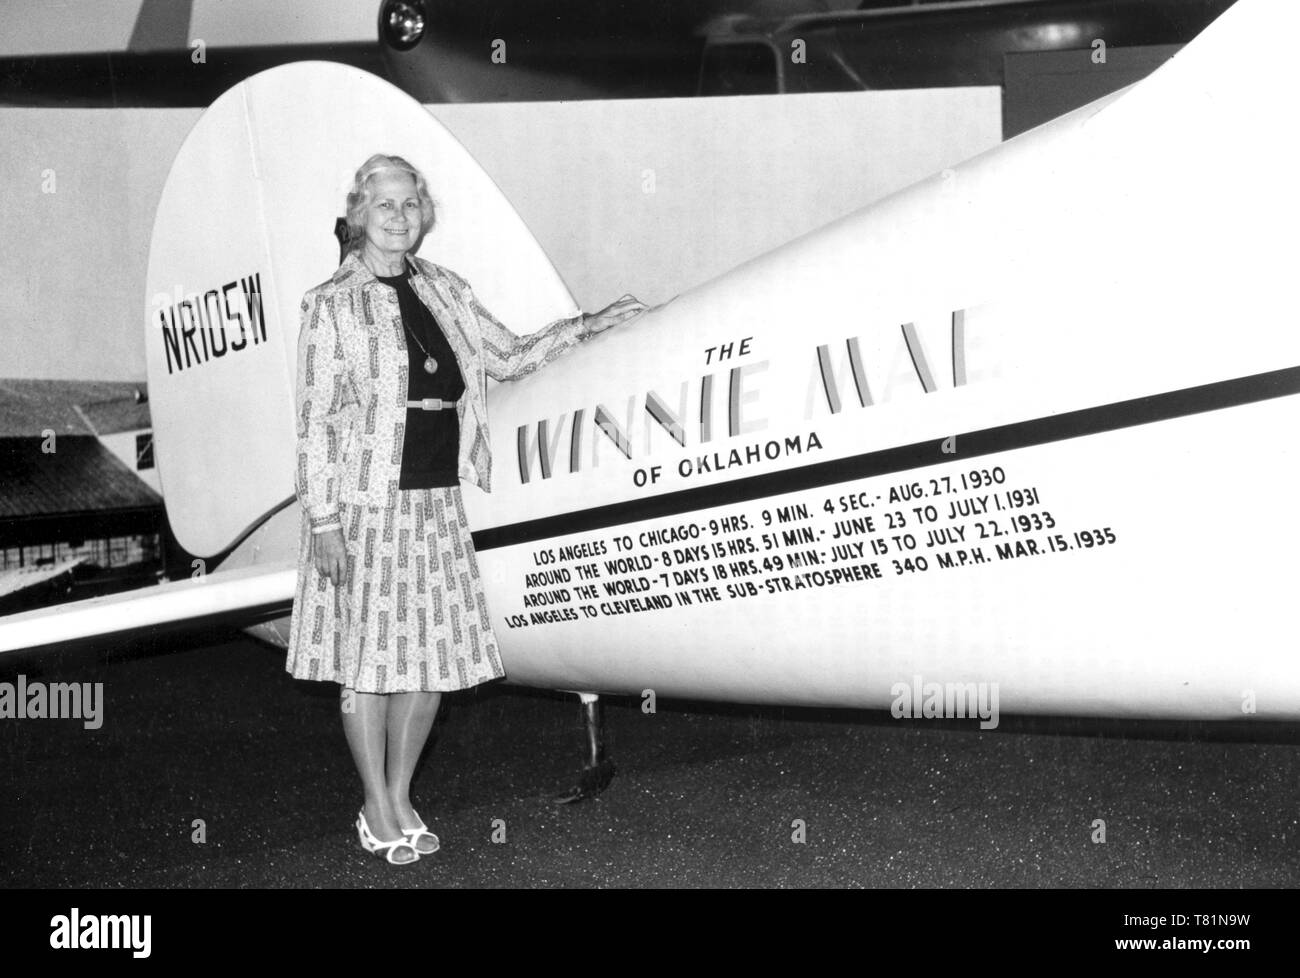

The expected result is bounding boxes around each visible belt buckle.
[422,397,443,411]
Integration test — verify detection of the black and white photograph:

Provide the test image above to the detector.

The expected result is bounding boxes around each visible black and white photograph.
[0,0,1292,949]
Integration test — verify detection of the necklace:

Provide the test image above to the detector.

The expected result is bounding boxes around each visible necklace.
[401,318,439,375]
[367,254,439,374]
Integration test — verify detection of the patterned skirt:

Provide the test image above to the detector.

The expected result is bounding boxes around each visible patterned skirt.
[285,486,505,693]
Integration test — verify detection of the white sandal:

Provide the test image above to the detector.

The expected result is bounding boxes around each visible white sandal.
[356,810,420,865]
[400,811,441,855]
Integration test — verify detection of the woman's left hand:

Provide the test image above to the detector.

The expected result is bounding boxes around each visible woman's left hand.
[583,294,648,335]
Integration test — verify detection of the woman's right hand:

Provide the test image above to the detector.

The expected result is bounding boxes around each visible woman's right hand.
[312,528,348,587]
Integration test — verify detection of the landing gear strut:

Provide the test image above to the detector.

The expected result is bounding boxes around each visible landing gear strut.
[552,692,616,804]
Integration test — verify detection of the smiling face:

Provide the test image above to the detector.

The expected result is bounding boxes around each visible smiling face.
[362,169,423,260]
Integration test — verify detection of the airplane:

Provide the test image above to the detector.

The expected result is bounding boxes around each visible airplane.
[0,0,1237,106]
[2,0,1297,803]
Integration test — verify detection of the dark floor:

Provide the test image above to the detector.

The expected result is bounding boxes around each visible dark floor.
[1,628,1297,888]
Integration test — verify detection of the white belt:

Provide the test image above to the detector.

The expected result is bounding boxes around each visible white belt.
[406,398,459,411]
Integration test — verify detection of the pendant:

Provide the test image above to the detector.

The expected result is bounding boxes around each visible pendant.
[424,356,438,374]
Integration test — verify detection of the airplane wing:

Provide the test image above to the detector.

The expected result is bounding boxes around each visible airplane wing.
[0,562,296,654]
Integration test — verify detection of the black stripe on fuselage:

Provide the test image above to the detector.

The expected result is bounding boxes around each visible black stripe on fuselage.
[470,363,1300,552]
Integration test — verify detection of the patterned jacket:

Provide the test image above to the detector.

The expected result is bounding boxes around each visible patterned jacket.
[295,249,589,535]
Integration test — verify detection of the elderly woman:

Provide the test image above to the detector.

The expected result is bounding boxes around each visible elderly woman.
[285,153,645,865]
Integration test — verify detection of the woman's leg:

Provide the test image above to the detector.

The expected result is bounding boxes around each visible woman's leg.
[386,691,441,844]
[340,687,414,860]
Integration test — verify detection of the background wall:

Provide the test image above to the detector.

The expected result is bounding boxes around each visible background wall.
[0,0,376,55]
[0,87,1000,380]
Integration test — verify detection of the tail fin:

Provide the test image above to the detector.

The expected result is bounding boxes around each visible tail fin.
[144,61,578,558]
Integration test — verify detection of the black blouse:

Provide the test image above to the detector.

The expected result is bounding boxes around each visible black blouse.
[374,263,466,489]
